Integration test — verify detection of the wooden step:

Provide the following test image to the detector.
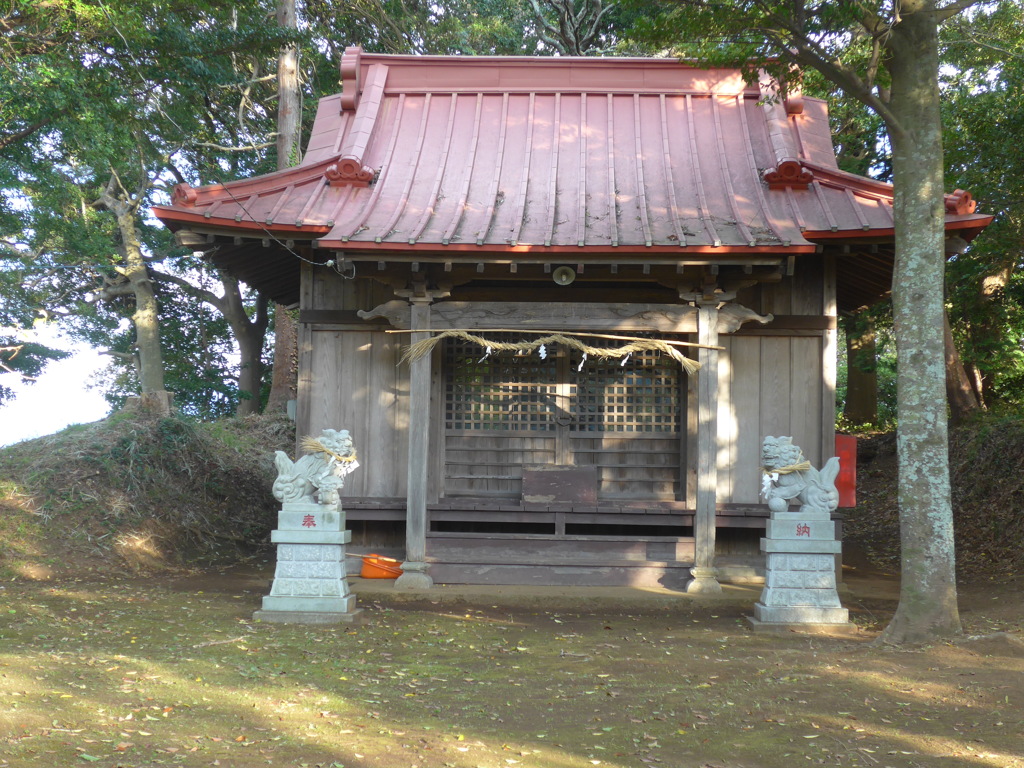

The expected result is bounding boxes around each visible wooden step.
[427,561,694,588]
[426,533,695,564]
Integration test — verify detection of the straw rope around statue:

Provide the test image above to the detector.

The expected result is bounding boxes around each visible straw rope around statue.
[300,434,358,464]
[759,457,812,502]
[763,460,812,476]
[398,330,701,374]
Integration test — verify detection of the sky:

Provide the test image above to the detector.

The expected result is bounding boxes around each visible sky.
[0,334,111,447]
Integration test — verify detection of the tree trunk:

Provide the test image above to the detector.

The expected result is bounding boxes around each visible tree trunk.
[220,276,269,416]
[878,4,961,643]
[842,314,878,426]
[943,306,980,426]
[970,267,1012,407]
[93,172,171,415]
[275,0,301,169]
[265,0,301,415]
[266,305,297,413]
[236,335,265,416]
[115,209,167,400]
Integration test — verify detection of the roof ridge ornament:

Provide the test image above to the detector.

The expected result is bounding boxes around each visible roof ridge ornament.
[763,159,814,189]
[332,61,388,187]
[945,189,976,215]
[172,184,198,207]
[759,70,812,189]
[326,157,375,187]
[340,46,363,111]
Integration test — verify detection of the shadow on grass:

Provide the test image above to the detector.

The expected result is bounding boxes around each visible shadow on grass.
[0,573,1021,768]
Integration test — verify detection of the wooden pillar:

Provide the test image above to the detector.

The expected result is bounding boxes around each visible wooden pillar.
[821,255,838,464]
[395,297,434,590]
[687,299,723,594]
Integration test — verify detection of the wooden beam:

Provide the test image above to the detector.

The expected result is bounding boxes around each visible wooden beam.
[298,309,392,326]
[358,300,701,333]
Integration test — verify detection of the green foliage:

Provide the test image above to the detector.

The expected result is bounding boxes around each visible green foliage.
[1,0,290,414]
[0,317,70,405]
[91,281,254,419]
[836,304,898,432]
[940,3,1024,410]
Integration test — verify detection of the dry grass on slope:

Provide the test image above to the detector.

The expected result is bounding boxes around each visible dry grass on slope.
[843,417,1024,579]
[0,412,295,578]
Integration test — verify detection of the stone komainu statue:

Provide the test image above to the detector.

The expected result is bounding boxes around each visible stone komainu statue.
[760,436,840,515]
[272,429,359,506]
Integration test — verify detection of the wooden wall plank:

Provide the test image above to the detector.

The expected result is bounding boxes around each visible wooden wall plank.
[730,336,763,504]
[791,256,824,316]
[306,329,410,498]
[758,336,793,443]
[821,255,838,467]
[789,337,824,465]
[716,337,737,502]
[761,270,793,315]
[296,262,316,447]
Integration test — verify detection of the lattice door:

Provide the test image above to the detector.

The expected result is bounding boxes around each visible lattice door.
[443,336,683,500]
[568,347,682,500]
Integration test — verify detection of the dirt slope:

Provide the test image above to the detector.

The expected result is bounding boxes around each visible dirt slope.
[0,411,295,577]
[843,420,1024,579]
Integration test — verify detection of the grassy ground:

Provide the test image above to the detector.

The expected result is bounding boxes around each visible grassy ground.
[1,564,1022,768]
[3,414,1024,766]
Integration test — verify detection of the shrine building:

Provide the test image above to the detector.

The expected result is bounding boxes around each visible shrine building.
[154,48,990,590]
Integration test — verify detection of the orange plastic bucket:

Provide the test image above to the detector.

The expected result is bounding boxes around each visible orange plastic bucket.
[360,554,403,579]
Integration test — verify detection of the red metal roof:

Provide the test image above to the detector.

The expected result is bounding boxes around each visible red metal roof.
[154,48,989,254]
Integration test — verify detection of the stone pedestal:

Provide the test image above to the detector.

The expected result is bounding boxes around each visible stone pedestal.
[748,511,855,633]
[394,560,434,590]
[254,501,362,624]
[685,566,723,595]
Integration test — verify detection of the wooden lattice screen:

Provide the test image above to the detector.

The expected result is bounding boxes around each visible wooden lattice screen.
[444,342,558,432]
[570,350,680,433]
[443,335,683,500]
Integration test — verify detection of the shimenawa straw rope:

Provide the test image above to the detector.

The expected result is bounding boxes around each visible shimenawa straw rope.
[399,330,700,374]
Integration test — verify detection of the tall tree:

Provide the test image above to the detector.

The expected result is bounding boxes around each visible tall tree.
[635,0,985,642]
[266,0,301,415]
[93,170,169,410]
[1,0,289,416]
